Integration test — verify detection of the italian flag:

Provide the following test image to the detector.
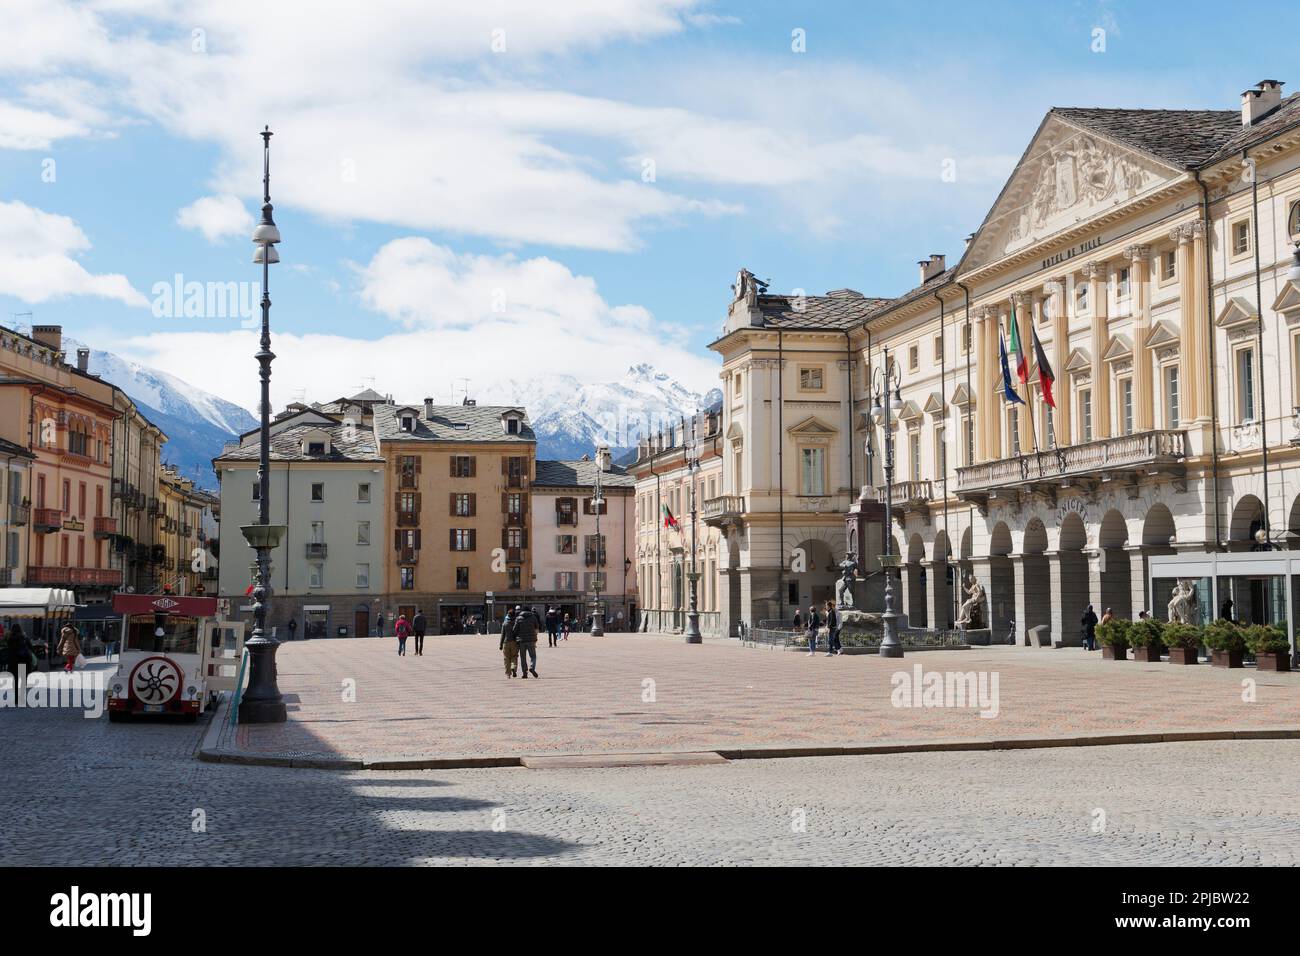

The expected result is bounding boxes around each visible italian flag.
[1008,305,1028,384]
[662,504,680,530]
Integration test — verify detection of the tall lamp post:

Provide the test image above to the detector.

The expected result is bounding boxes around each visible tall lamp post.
[239,126,288,723]
[590,461,605,636]
[683,414,703,643]
[871,347,904,659]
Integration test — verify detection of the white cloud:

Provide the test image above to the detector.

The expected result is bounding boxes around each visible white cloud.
[176,194,254,244]
[0,199,147,306]
[111,238,718,412]
[0,100,90,150]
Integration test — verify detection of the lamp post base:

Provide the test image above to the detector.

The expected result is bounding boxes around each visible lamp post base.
[237,639,287,723]
[684,611,702,644]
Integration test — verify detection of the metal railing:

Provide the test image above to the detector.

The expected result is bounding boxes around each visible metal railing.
[702,495,744,522]
[956,429,1186,492]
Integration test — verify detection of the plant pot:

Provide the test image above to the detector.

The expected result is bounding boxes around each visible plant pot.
[1211,648,1244,668]
[1255,650,1291,672]
[1133,645,1163,663]
[1167,646,1199,664]
[1102,644,1128,660]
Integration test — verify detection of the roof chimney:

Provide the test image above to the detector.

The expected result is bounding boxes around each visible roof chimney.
[76,348,90,372]
[30,324,61,353]
[423,396,434,418]
[596,445,611,472]
[1242,80,1284,127]
[918,254,946,285]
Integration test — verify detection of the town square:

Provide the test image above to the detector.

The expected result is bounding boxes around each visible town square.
[0,0,1298,926]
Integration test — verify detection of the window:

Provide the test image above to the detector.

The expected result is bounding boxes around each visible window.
[1232,219,1251,256]
[934,334,944,362]
[1009,407,1021,456]
[399,414,415,432]
[557,535,576,554]
[799,367,824,390]
[309,564,323,588]
[357,482,370,502]
[555,571,577,591]
[400,567,414,590]
[506,492,523,520]
[1044,406,1055,447]
[963,416,975,466]
[357,521,370,546]
[306,441,325,455]
[584,533,606,565]
[310,520,325,544]
[456,567,469,590]
[1116,266,1130,300]
[909,433,921,479]
[311,482,324,502]
[1237,347,1256,420]
[1289,199,1300,237]
[452,493,473,517]
[507,567,521,589]
[557,496,576,525]
[1164,366,1180,428]
[908,345,919,371]
[450,455,475,478]
[356,563,370,588]
[450,529,474,551]
[506,456,525,487]
[1119,378,1134,435]
[1079,388,1093,442]
[799,446,825,496]
[507,527,523,549]
[935,427,947,477]
[1076,282,1088,313]
[506,417,520,434]
[732,373,742,399]
[1160,250,1176,282]
[398,491,418,518]
[962,323,972,352]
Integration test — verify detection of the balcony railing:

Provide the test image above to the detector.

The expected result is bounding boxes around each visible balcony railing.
[9,504,29,526]
[305,542,328,559]
[396,512,420,528]
[398,547,419,564]
[27,566,122,587]
[33,508,62,532]
[702,495,744,525]
[94,516,117,538]
[556,512,577,526]
[584,550,607,567]
[956,429,1187,507]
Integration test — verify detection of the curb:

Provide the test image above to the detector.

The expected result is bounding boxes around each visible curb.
[195,726,1300,771]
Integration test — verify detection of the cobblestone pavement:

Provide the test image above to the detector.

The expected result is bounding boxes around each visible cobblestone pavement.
[3,701,1300,865]
[224,634,1300,760]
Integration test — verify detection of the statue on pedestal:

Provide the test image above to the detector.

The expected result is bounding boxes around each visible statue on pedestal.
[836,554,857,609]
[956,575,985,630]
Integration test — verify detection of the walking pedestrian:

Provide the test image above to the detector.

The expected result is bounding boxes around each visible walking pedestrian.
[394,613,411,656]
[824,600,842,656]
[287,616,298,641]
[412,608,427,656]
[4,623,30,682]
[514,605,541,678]
[561,613,570,640]
[57,623,82,672]
[545,607,559,647]
[1099,607,1114,629]
[793,609,802,630]
[500,609,519,678]
[806,604,821,655]
[1080,604,1099,652]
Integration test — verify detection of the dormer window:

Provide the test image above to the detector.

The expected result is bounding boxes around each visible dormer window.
[400,415,415,432]
[506,418,519,434]
[307,441,326,455]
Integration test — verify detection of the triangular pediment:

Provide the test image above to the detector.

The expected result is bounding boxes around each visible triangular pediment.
[725,420,744,441]
[963,114,1181,273]
[1102,334,1133,362]
[1271,282,1300,317]
[950,383,973,408]
[1065,347,1091,371]
[1144,319,1180,349]
[787,415,837,436]
[923,392,945,416]
[1215,296,1258,329]
[897,400,924,423]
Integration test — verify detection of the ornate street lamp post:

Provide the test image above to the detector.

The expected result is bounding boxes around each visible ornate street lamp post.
[239,126,287,723]
[683,414,703,644]
[590,462,605,636]
[871,347,904,659]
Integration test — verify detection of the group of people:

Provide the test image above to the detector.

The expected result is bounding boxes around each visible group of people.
[1078,605,1156,651]
[793,601,844,656]
[392,609,428,656]
[1,621,83,678]
[499,606,543,678]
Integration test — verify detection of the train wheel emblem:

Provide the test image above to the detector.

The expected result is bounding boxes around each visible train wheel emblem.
[129,656,182,704]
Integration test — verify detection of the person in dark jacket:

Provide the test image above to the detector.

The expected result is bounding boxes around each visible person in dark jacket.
[499,609,519,678]
[545,607,559,647]
[412,609,427,656]
[513,605,541,678]
[806,605,821,655]
[4,623,30,682]
[824,600,842,656]
[1080,604,1099,651]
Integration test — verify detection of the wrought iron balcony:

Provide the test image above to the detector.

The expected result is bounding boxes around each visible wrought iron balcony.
[702,495,744,526]
[9,504,29,526]
[398,547,419,565]
[33,508,62,533]
[93,516,117,538]
[956,429,1187,512]
[305,542,328,559]
[27,566,122,587]
[584,550,607,568]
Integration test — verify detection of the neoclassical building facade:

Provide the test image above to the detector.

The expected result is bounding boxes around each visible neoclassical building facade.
[701,81,1300,649]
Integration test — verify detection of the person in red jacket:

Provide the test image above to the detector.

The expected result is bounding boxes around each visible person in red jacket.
[394,613,411,656]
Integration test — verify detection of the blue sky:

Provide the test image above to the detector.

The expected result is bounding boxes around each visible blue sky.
[0,0,1291,414]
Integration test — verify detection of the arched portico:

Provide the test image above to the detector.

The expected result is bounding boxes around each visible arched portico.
[1097,508,1132,620]
[1051,511,1089,646]
[926,530,954,630]
[1014,518,1050,645]
[1229,495,1265,549]
[903,533,927,628]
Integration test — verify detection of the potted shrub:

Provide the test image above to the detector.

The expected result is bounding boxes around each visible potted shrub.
[1127,618,1165,662]
[1162,622,1202,664]
[1097,618,1131,660]
[1244,624,1291,672]
[1203,619,1246,668]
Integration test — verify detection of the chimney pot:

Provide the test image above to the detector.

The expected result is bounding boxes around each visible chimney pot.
[423,396,434,417]
[1242,79,1285,127]
[30,324,62,353]
[76,348,90,372]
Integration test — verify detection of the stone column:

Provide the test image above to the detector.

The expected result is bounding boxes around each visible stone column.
[1083,261,1111,438]
[1010,554,1029,646]
[1014,293,1035,452]
[1048,278,1070,443]
[1126,243,1153,431]
[1190,220,1211,425]
[1173,223,1199,422]
[985,306,1002,458]
[975,308,988,462]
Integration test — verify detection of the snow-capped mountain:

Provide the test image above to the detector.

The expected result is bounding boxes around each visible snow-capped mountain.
[493,363,721,461]
[16,324,257,490]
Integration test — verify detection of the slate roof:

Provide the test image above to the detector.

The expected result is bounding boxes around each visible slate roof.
[534,458,635,489]
[373,403,536,444]
[754,290,894,330]
[215,420,382,463]
[1051,107,1241,168]
[1201,92,1300,166]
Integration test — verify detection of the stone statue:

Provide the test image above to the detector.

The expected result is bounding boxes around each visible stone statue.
[1167,580,1197,625]
[956,575,985,630]
[835,555,857,610]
